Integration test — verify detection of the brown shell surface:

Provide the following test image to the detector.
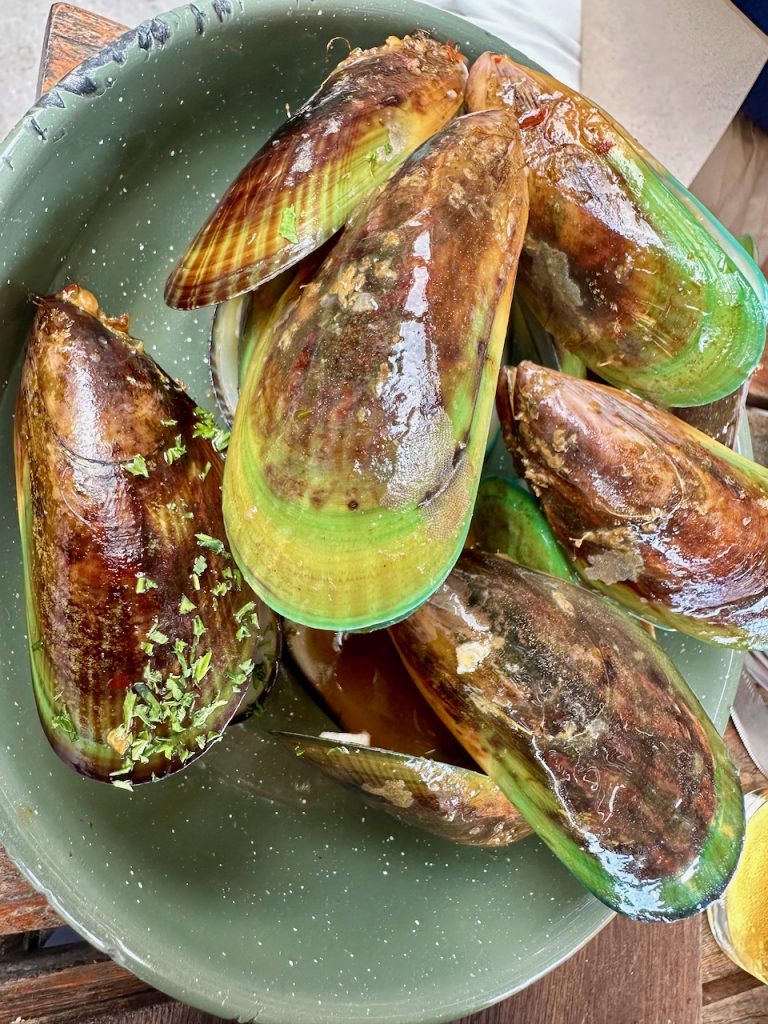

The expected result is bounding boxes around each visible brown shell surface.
[285,624,473,766]
[464,53,766,408]
[223,108,529,629]
[274,734,531,847]
[498,362,768,647]
[14,288,278,783]
[389,550,742,918]
[165,33,467,309]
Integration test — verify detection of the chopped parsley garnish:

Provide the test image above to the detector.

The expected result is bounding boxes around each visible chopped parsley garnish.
[195,534,227,556]
[191,650,212,683]
[111,779,134,792]
[192,407,230,452]
[164,435,187,465]
[192,555,207,576]
[200,462,211,481]
[50,699,77,742]
[179,594,196,615]
[124,454,149,478]
[278,205,299,244]
[146,620,169,645]
[234,601,257,623]
[135,575,158,594]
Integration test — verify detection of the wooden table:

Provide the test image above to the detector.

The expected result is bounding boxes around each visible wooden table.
[1,5,767,1023]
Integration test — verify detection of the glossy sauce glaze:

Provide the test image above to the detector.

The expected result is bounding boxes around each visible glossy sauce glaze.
[391,550,744,920]
[498,361,768,648]
[224,108,529,630]
[465,53,766,407]
[166,33,467,309]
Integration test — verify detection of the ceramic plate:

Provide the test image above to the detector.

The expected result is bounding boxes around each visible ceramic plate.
[0,2,743,1021]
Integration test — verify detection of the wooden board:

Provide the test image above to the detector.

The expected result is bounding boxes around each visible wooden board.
[0,4,763,1023]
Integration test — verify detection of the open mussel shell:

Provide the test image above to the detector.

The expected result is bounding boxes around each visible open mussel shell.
[499,361,768,649]
[284,623,471,765]
[165,33,467,310]
[390,549,744,921]
[224,108,529,631]
[210,243,335,426]
[209,291,252,427]
[14,286,279,785]
[273,733,531,847]
[470,476,575,581]
[466,53,768,408]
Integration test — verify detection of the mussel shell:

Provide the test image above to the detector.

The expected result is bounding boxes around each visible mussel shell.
[285,623,472,766]
[498,361,768,648]
[469,476,575,581]
[210,291,252,427]
[14,287,279,784]
[466,53,767,407]
[273,733,531,847]
[390,550,744,921]
[209,243,336,427]
[223,109,529,630]
[165,33,467,309]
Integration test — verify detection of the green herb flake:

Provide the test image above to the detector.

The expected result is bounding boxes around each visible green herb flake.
[192,649,213,684]
[179,594,196,615]
[135,575,158,594]
[193,408,230,452]
[192,555,208,576]
[191,574,201,591]
[122,690,137,730]
[278,204,299,244]
[140,641,155,656]
[192,616,207,642]
[124,454,149,478]
[211,581,229,597]
[146,620,169,645]
[234,601,257,623]
[164,435,187,465]
[195,534,227,557]
[236,624,251,642]
[51,707,78,742]
[161,418,178,427]
[111,779,134,792]
[200,462,212,481]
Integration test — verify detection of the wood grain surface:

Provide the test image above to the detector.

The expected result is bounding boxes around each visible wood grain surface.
[0,4,764,1023]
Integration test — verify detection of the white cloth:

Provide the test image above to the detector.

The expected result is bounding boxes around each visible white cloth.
[426,0,581,87]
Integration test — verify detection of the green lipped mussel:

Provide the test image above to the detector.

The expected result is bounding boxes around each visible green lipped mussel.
[498,361,768,649]
[285,624,470,763]
[282,623,530,845]
[14,287,279,785]
[224,108,529,630]
[470,476,575,582]
[465,53,767,407]
[390,549,744,921]
[274,732,530,847]
[165,33,467,310]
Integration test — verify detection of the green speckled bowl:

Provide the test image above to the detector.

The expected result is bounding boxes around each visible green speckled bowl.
[0,2,742,1021]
